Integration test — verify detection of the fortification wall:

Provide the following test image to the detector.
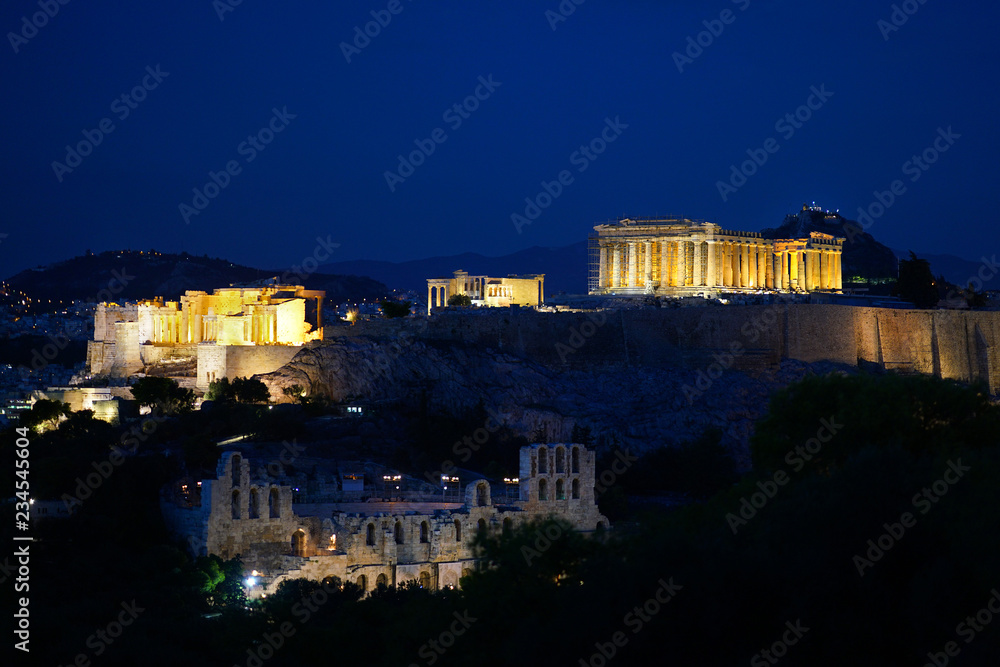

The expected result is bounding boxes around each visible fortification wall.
[226,345,302,381]
[328,305,1000,393]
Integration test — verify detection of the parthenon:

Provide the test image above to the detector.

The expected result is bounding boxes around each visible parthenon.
[589,217,844,296]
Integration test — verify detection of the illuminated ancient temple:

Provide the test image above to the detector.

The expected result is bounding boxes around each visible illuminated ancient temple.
[588,217,843,296]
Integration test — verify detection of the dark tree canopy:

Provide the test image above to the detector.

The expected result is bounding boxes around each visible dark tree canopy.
[131,376,195,413]
[896,250,938,308]
[380,300,412,318]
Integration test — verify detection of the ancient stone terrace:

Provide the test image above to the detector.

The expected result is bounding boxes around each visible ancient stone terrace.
[161,444,609,596]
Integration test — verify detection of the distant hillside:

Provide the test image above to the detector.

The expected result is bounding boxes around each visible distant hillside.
[2,250,389,309]
[761,207,898,282]
[319,243,588,296]
[892,249,987,288]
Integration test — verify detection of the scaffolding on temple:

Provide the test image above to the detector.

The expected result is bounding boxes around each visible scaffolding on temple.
[587,233,601,294]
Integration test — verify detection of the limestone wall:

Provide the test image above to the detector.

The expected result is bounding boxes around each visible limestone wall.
[328,306,1000,393]
[225,345,302,383]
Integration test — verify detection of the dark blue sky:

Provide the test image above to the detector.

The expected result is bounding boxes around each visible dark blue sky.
[2,0,997,275]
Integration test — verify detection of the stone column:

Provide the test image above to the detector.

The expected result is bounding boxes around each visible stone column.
[804,250,815,291]
[835,252,843,290]
[674,241,685,287]
[766,250,774,289]
[659,241,669,289]
[739,243,749,287]
[731,242,740,287]
[612,245,622,288]
[627,242,637,288]
[705,240,716,288]
[757,246,766,288]
[722,242,732,286]
[692,241,703,286]
[644,241,653,287]
[748,243,758,288]
[796,252,805,291]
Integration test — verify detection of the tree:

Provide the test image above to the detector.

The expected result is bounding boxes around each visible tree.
[20,399,70,431]
[896,251,938,308]
[130,377,195,413]
[380,300,411,318]
[447,294,472,307]
[963,282,988,309]
[206,377,233,402]
[232,376,270,404]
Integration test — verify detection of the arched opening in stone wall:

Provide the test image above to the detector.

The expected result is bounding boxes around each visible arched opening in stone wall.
[248,488,260,519]
[366,523,376,546]
[357,574,367,593]
[572,478,580,500]
[476,483,488,507]
[538,447,548,474]
[291,529,307,556]
[376,573,388,588]
[394,521,404,544]
[556,447,565,473]
[503,517,512,535]
[231,490,240,520]
[419,571,430,589]
[538,478,548,501]
[269,488,280,518]
[556,478,565,500]
[572,446,580,473]
[454,520,462,542]
[420,521,430,543]
[477,518,486,535]
[231,455,241,487]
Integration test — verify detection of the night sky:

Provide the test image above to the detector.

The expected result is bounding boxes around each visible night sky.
[2,0,997,276]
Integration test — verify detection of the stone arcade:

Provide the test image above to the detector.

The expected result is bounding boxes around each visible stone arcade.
[162,444,609,596]
[589,217,844,297]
